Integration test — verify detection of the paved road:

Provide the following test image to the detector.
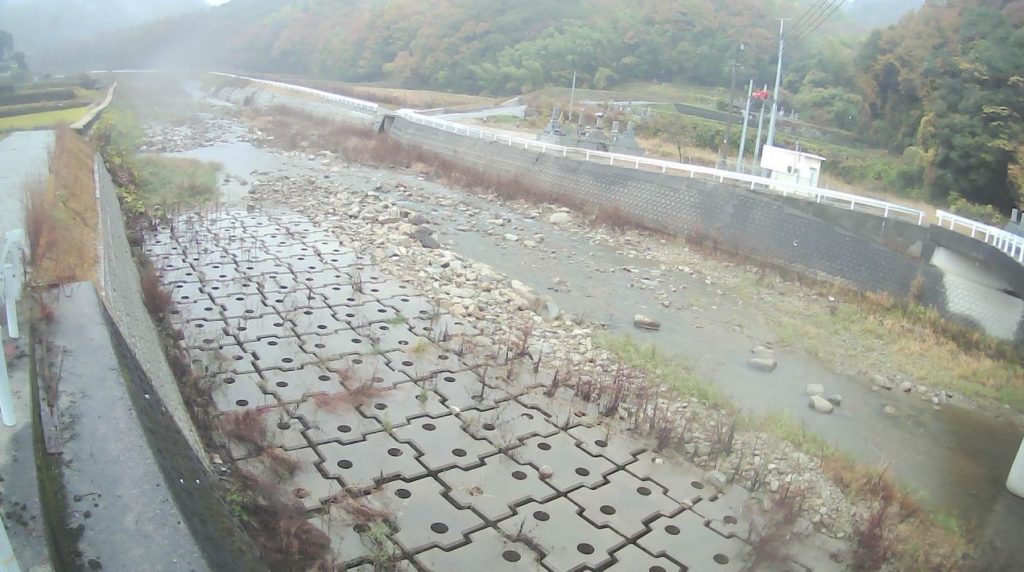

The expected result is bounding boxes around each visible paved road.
[0,131,55,240]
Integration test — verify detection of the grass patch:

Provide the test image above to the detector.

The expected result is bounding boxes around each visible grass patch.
[769,289,1024,411]
[595,333,731,410]
[0,107,91,131]
[25,126,97,285]
[134,156,220,216]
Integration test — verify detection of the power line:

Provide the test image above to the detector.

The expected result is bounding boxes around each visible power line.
[790,0,848,43]
[787,0,832,40]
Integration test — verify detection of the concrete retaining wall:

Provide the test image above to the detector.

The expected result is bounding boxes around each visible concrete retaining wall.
[92,157,266,571]
[388,116,949,306]
[215,85,375,128]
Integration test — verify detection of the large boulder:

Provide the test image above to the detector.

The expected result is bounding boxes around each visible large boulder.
[633,314,661,331]
[809,395,834,414]
[747,357,777,372]
[549,212,572,225]
[412,225,440,249]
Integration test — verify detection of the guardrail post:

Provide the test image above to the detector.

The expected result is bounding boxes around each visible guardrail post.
[1009,436,1024,498]
[0,324,14,427]
[3,264,16,340]
[0,515,22,572]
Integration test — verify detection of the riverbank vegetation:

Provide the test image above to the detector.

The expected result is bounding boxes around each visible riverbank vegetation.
[24,126,97,285]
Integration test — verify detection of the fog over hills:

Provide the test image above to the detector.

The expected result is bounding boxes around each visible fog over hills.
[0,0,207,60]
[843,0,926,29]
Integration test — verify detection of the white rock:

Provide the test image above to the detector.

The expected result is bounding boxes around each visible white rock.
[503,233,519,242]
[549,212,572,225]
[805,384,825,396]
[633,314,661,331]
[900,381,913,392]
[809,395,834,414]
[747,357,777,373]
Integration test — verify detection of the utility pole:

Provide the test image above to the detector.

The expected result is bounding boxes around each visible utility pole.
[567,71,577,123]
[720,43,744,169]
[766,19,787,148]
[754,84,769,173]
[736,79,754,172]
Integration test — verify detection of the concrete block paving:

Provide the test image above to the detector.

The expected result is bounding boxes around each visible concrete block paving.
[149,209,770,571]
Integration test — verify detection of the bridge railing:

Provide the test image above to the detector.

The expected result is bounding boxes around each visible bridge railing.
[210,72,380,114]
[936,210,1024,262]
[395,109,926,225]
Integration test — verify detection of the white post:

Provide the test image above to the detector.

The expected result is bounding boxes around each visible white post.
[0,324,13,427]
[1008,436,1024,498]
[4,264,16,339]
[737,79,754,172]
[0,516,21,572]
[766,19,786,147]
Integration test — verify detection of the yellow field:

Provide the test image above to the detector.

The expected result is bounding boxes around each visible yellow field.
[0,106,92,131]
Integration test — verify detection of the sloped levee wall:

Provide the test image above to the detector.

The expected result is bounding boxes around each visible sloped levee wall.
[94,158,267,571]
[387,116,950,308]
[215,84,376,128]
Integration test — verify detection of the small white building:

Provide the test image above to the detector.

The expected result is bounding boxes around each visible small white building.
[760,145,825,188]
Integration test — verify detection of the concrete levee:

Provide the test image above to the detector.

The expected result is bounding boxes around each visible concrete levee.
[89,157,267,571]
[215,84,376,128]
[388,116,950,309]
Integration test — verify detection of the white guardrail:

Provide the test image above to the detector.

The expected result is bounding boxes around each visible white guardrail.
[394,109,927,225]
[210,72,380,114]
[937,210,1024,262]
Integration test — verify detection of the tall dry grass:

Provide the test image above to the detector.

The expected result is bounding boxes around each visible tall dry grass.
[25,126,98,285]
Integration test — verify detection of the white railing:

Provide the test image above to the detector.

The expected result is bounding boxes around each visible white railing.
[210,72,380,114]
[395,109,926,225]
[936,210,1024,263]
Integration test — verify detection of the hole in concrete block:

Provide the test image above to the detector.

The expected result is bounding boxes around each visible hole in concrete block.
[575,467,590,477]
[444,376,456,383]
[637,486,652,496]
[576,543,595,555]
[423,423,436,431]
[665,524,680,535]
[395,488,411,499]
[374,403,387,411]
[691,481,705,489]
[354,523,369,533]
[502,550,521,563]
[512,471,527,481]
[650,567,666,572]
[537,442,552,451]
[600,505,616,515]
[713,554,730,565]
[277,421,290,430]
[594,439,607,448]
[482,423,496,431]
[387,448,403,457]
[724,516,738,525]
[276,382,288,388]
[236,400,249,407]
[430,523,448,534]
[337,425,352,433]
[452,448,467,457]
[532,511,549,522]
[337,460,353,469]
[224,377,236,385]
[319,375,330,382]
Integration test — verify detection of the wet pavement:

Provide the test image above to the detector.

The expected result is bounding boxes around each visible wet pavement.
[148,208,839,570]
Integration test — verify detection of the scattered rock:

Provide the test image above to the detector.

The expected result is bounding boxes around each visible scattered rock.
[412,225,440,249]
[805,384,825,396]
[826,395,843,407]
[704,470,729,490]
[549,212,572,225]
[747,357,778,373]
[900,381,913,392]
[408,212,430,225]
[751,345,775,360]
[883,405,898,415]
[809,395,834,414]
[535,297,561,321]
[872,374,893,390]
[503,233,519,242]
[538,465,554,479]
[633,314,661,331]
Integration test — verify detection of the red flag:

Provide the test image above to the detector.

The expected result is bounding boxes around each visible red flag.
[753,90,770,101]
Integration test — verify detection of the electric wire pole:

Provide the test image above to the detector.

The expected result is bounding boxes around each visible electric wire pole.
[720,43,743,169]
[766,19,787,148]
[737,79,754,172]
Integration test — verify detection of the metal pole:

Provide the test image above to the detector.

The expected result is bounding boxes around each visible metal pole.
[737,79,754,171]
[0,516,21,572]
[4,264,16,340]
[721,43,743,169]
[766,19,786,147]
[753,84,768,174]
[1009,436,1024,498]
[0,323,13,427]
[567,71,577,123]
